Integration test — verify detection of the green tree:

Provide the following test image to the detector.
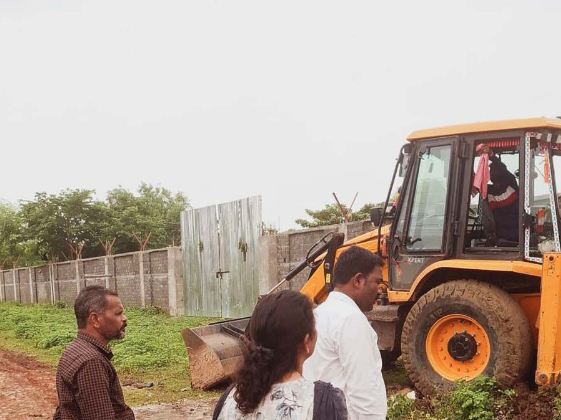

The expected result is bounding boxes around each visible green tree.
[0,203,42,268]
[295,202,382,228]
[2,184,189,265]
[295,204,347,228]
[86,201,117,256]
[0,204,21,267]
[106,183,189,253]
[20,190,106,261]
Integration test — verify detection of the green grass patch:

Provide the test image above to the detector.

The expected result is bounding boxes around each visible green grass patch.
[0,302,219,406]
[386,376,520,420]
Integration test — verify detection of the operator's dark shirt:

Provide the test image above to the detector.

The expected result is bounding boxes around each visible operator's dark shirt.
[53,331,135,420]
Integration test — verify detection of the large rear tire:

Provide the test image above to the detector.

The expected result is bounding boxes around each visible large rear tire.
[401,280,533,396]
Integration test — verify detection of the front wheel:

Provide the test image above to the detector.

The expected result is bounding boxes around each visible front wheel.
[401,280,533,396]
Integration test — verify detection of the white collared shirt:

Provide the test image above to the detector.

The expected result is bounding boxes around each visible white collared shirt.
[303,291,387,420]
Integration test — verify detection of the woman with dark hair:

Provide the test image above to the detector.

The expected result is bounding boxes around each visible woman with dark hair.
[214,290,347,420]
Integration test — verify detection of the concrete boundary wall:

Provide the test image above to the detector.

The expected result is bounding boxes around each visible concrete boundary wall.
[0,247,184,316]
[258,220,373,293]
[0,221,372,317]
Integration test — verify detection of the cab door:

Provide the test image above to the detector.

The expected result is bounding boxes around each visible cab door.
[389,139,458,290]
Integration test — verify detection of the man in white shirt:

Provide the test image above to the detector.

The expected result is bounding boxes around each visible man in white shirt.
[303,246,387,420]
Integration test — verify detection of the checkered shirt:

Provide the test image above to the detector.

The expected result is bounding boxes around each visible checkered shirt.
[53,331,135,420]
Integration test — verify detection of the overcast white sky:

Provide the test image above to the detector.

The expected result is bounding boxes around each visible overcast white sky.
[1,1,561,230]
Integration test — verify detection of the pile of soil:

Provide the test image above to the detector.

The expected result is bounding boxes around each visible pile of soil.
[506,384,555,420]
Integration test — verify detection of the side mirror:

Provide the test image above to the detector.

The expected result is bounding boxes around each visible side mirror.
[370,207,383,227]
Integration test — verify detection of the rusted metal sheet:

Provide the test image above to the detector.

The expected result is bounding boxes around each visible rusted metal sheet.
[181,196,262,317]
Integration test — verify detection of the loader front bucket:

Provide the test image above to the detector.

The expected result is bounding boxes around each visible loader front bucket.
[181,317,250,390]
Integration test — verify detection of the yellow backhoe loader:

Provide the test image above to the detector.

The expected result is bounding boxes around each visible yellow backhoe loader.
[183,117,561,395]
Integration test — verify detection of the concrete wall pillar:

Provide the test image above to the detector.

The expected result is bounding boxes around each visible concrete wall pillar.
[49,264,56,304]
[12,269,18,302]
[0,272,4,302]
[109,256,116,291]
[28,268,35,304]
[175,247,185,316]
[75,260,81,295]
[338,223,348,239]
[139,251,146,307]
[104,256,110,289]
[258,235,280,295]
[167,247,181,316]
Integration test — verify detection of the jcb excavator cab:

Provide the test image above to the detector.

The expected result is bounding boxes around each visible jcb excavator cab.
[373,118,561,394]
[380,121,561,285]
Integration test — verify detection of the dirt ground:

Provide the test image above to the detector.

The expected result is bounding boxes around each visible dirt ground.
[0,349,216,420]
[134,399,217,420]
[0,347,556,420]
[0,349,58,419]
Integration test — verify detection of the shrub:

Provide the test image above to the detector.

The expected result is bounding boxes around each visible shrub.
[14,321,41,340]
[387,394,415,420]
[433,376,501,420]
[38,330,75,349]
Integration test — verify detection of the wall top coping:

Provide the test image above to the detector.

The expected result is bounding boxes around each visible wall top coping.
[0,246,180,275]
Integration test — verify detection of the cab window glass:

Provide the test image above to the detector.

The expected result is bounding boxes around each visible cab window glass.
[465,139,520,249]
[406,145,451,251]
[529,141,561,257]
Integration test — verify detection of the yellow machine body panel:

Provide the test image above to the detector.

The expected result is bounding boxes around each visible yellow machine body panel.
[512,293,541,344]
[536,253,561,386]
[300,227,389,304]
[407,117,561,141]
[387,259,541,302]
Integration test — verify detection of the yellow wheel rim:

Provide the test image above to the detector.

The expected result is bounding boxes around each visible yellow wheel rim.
[425,314,491,381]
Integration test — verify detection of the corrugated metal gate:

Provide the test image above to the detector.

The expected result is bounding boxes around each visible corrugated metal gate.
[181,196,262,318]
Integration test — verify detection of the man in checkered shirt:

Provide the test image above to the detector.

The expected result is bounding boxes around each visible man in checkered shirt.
[53,285,135,419]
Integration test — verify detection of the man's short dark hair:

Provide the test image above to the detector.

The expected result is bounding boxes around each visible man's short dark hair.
[74,286,118,328]
[333,246,384,286]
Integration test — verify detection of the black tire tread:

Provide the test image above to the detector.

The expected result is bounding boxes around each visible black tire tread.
[401,280,533,396]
